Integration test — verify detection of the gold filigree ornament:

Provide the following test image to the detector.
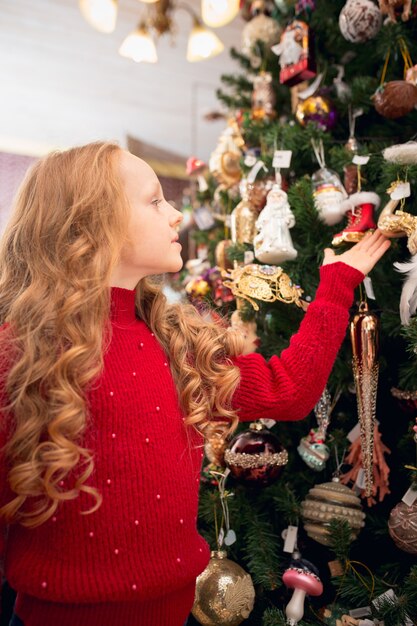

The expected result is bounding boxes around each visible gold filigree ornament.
[377,181,417,254]
[221,263,305,311]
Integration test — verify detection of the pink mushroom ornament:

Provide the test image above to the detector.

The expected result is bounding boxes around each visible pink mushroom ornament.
[282,561,323,625]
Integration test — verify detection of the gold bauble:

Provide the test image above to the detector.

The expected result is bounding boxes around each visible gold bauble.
[192,551,255,626]
[295,95,336,131]
[301,478,365,546]
[230,199,257,244]
[215,240,234,271]
[388,500,417,554]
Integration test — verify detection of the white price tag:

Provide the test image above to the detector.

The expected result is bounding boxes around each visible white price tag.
[402,485,417,506]
[372,588,396,611]
[197,175,209,192]
[224,529,237,546]
[272,150,292,169]
[363,276,376,300]
[347,422,361,443]
[244,154,257,167]
[390,182,411,200]
[283,525,298,553]
[352,155,370,165]
[350,607,372,618]
[355,467,367,490]
[244,251,254,265]
[259,419,276,429]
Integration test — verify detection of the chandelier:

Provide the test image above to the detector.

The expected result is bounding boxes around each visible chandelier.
[79,0,240,63]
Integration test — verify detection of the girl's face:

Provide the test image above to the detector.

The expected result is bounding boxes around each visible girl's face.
[111,150,184,288]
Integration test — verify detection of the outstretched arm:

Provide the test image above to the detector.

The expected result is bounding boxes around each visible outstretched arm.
[231,231,390,422]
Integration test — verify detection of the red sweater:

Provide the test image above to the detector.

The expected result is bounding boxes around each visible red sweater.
[0,263,363,626]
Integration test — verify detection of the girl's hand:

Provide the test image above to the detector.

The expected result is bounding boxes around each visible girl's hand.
[322,230,391,276]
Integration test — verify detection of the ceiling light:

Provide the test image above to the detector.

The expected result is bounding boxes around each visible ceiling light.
[79,0,118,33]
[201,0,240,28]
[119,24,158,63]
[186,19,224,62]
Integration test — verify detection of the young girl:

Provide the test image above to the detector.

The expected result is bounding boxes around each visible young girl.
[0,142,389,626]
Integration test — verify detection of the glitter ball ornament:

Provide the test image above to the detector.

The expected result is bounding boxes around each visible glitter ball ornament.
[388,500,417,554]
[242,2,282,68]
[295,95,336,131]
[339,0,382,43]
[372,81,417,119]
[301,478,366,546]
[192,551,255,626]
[224,422,288,485]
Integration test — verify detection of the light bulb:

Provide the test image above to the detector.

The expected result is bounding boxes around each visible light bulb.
[79,0,117,33]
[119,25,158,63]
[186,23,224,62]
[201,0,240,27]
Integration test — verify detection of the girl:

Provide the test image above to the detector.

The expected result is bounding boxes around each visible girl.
[0,142,390,626]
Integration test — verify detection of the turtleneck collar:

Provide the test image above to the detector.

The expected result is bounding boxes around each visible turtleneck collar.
[110,286,138,325]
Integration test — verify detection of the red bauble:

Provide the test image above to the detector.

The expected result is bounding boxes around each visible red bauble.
[224,423,288,485]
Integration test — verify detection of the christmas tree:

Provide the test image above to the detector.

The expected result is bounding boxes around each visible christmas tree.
[178,1,417,625]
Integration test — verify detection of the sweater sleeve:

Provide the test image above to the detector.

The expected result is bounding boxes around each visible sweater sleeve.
[231,262,364,422]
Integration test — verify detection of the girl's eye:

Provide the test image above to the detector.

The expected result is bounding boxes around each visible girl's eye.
[151,198,163,207]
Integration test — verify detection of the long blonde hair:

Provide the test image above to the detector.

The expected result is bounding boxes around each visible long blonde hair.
[0,142,242,528]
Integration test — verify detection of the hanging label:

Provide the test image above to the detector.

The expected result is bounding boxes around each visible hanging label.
[194,206,215,231]
[352,155,370,165]
[224,529,237,546]
[349,607,372,618]
[272,150,292,169]
[244,154,257,167]
[259,419,276,429]
[390,182,411,200]
[372,589,396,611]
[347,422,361,443]
[355,467,367,490]
[402,485,417,506]
[363,276,376,300]
[283,525,298,553]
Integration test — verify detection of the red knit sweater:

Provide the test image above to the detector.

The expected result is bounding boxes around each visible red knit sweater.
[0,262,363,626]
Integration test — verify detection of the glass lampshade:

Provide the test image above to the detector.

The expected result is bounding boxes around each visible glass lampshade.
[119,25,158,63]
[186,23,224,62]
[201,0,240,27]
[79,0,117,33]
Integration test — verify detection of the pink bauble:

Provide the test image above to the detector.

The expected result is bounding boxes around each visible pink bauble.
[388,500,417,555]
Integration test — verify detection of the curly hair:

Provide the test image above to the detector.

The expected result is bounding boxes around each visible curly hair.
[0,142,242,528]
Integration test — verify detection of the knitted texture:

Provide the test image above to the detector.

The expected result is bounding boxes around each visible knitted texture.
[0,261,362,626]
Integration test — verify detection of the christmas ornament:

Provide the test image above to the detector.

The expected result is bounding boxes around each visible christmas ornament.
[186,156,208,193]
[378,0,412,22]
[295,0,316,14]
[246,177,274,211]
[383,140,417,164]
[295,95,336,131]
[372,81,417,118]
[345,106,364,154]
[230,179,258,245]
[224,422,288,485]
[349,300,380,498]
[254,182,298,264]
[340,424,391,506]
[339,0,382,43]
[242,1,282,69]
[311,140,347,226]
[301,477,366,546]
[251,71,276,120]
[209,120,244,188]
[215,240,234,271]
[388,500,417,554]
[192,550,256,625]
[221,263,304,311]
[204,423,229,466]
[273,20,316,86]
[297,387,331,471]
[406,64,417,85]
[332,191,379,246]
[230,309,260,355]
[283,559,323,625]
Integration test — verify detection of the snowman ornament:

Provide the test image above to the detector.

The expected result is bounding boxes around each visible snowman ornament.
[254,183,298,264]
